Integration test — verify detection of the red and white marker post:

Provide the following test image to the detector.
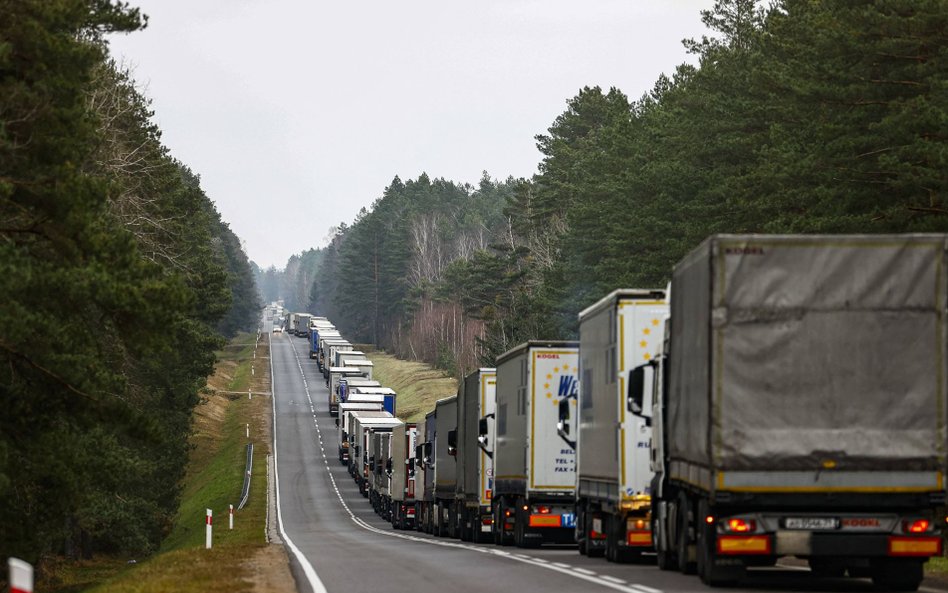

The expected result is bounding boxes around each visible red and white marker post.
[229,504,234,530]
[205,508,213,549]
[9,557,33,593]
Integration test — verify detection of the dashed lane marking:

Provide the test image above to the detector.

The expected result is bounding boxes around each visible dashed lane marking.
[282,337,665,593]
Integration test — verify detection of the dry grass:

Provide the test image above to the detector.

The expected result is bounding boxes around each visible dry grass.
[366,352,458,422]
[52,332,294,593]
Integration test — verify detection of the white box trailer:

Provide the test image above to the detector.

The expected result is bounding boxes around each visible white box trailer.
[336,351,366,367]
[370,429,394,520]
[351,415,401,497]
[432,395,459,538]
[348,386,397,415]
[337,402,386,463]
[458,368,496,543]
[571,289,668,560]
[493,341,579,547]
[391,421,419,529]
[638,234,948,589]
[317,334,344,372]
[329,366,368,417]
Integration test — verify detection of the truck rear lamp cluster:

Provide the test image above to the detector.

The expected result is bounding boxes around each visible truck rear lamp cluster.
[710,515,758,533]
[533,505,552,514]
[725,518,756,533]
[625,519,652,531]
[902,519,932,534]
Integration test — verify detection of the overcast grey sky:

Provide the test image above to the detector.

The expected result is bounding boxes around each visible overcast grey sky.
[108,1,713,269]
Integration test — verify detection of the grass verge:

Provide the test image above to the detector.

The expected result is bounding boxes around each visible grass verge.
[45,331,290,593]
[365,351,457,423]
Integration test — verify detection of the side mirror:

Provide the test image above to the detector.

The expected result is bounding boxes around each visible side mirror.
[477,414,494,458]
[335,418,340,428]
[628,364,653,427]
[385,458,393,475]
[369,455,375,471]
[447,429,457,456]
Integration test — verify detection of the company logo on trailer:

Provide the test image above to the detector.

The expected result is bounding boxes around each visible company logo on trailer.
[537,353,560,359]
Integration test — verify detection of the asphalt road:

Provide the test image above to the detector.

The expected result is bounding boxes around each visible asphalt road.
[268,329,944,593]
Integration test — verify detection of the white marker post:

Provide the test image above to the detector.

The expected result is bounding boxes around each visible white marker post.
[229,504,234,530]
[205,508,213,549]
[248,390,252,400]
[9,558,33,593]
[246,423,250,438]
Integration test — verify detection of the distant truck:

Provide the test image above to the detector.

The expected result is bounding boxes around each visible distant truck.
[294,314,311,337]
[349,414,401,497]
[456,368,496,543]
[329,366,369,417]
[417,409,437,533]
[337,401,387,464]
[492,341,579,547]
[632,234,948,589]
[432,395,459,537]
[568,289,668,561]
[369,429,393,520]
[309,321,335,359]
[390,421,419,530]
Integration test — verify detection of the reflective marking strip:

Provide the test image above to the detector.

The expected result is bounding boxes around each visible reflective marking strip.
[717,535,772,555]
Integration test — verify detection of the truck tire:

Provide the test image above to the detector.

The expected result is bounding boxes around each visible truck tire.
[577,506,588,555]
[871,559,923,592]
[676,493,696,575]
[696,499,743,586]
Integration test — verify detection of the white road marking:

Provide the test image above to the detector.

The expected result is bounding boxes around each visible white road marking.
[574,568,596,575]
[280,337,664,593]
[269,334,329,593]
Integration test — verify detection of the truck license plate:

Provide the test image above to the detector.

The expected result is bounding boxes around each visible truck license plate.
[561,513,576,528]
[783,517,839,530]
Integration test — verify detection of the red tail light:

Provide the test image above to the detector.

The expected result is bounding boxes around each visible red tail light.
[905,519,931,534]
[726,518,755,533]
[535,505,551,514]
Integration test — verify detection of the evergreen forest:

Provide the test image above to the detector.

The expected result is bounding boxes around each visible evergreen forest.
[0,0,259,566]
[262,0,947,376]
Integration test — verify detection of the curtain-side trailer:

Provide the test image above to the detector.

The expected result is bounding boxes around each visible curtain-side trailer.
[391,422,418,530]
[633,234,948,589]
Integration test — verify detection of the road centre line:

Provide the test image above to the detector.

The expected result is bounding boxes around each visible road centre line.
[283,339,664,593]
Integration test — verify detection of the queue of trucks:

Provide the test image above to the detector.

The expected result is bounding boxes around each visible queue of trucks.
[284,234,948,591]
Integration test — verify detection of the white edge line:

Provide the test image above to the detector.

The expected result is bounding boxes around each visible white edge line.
[285,337,654,593]
[271,331,329,593]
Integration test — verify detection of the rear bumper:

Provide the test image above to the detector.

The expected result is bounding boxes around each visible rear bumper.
[719,533,942,558]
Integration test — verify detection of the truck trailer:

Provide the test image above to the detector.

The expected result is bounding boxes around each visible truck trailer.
[433,395,459,538]
[457,368,496,543]
[391,421,418,530]
[632,234,948,589]
[571,289,668,561]
[493,341,579,547]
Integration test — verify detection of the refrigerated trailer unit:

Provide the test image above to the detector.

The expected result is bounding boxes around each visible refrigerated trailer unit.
[633,234,948,590]
[391,422,419,529]
[369,429,394,520]
[572,289,668,561]
[329,366,369,417]
[337,404,386,463]
[493,341,579,547]
[458,368,496,543]
[350,415,401,497]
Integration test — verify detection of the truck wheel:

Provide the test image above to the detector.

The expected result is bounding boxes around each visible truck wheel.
[493,503,503,545]
[654,515,676,571]
[577,506,588,555]
[676,494,696,575]
[696,499,743,586]
[871,559,923,592]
